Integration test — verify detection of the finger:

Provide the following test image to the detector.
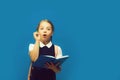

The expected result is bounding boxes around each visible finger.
[35,33,39,36]
[35,32,41,38]
[46,63,54,69]
[33,32,37,37]
[46,62,50,66]
[33,32,40,40]
[55,62,60,66]
[33,31,37,34]
[34,31,39,35]
[37,32,40,35]
[45,63,50,68]
[50,62,54,66]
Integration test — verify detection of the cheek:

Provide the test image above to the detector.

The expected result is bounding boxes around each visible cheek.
[38,30,43,33]
[49,32,53,36]
[48,33,52,37]
[38,32,42,36]
[47,33,52,39]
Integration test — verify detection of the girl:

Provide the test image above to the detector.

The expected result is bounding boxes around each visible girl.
[28,19,62,80]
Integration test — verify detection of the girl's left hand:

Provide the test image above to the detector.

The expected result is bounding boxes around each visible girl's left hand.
[45,62,61,73]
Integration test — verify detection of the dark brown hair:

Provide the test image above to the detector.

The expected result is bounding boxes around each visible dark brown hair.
[36,19,54,32]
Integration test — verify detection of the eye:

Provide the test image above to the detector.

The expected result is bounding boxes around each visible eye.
[40,28,43,30]
[47,28,51,30]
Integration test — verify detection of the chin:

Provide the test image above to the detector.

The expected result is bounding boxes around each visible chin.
[42,39,49,42]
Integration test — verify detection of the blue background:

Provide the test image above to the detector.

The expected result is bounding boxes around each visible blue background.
[0,0,120,80]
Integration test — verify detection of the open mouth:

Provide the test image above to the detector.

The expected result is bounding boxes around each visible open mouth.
[43,34,47,37]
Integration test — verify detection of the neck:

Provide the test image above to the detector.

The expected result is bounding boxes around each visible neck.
[41,40,50,45]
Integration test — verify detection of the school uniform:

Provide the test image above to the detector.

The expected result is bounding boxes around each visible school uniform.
[28,41,62,80]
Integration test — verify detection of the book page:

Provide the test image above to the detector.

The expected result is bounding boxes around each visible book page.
[56,55,69,59]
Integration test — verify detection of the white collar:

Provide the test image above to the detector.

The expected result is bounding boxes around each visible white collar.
[40,41,52,48]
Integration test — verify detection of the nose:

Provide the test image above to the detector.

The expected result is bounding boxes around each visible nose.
[43,30,47,33]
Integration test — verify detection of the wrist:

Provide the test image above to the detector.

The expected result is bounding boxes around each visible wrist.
[35,40,40,43]
[52,68,59,73]
[35,41,40,46]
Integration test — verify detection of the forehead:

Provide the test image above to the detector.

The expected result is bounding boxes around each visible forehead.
[39,21,52,28]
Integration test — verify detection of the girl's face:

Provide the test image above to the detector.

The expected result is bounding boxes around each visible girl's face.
[38,21,53,43]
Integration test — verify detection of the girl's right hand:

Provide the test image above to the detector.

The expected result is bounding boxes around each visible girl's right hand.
[33,31,41,42]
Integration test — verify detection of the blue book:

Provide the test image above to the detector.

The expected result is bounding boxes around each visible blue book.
[32,55,69,68]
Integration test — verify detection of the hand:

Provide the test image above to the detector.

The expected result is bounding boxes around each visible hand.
[33,31,41,42]
[45,62,61,73]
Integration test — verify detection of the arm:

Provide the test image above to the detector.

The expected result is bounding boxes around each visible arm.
[29,32,41,62]
[55,45,62,58]
[28,32,41,79]
[55,45,62,72]
[29,41,40,62]
[27,63,32,80]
